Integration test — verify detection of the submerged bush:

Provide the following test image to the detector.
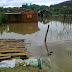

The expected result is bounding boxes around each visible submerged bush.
[0,14,2,25]
[2,14,6,23]
[0,14,6,25]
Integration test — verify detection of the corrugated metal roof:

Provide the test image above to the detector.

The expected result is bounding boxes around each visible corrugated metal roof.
[5,12,22,14]
[5,8,37,15]
[5,9,30,14]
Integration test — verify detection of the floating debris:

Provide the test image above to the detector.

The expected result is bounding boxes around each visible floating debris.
[0,39,29,60]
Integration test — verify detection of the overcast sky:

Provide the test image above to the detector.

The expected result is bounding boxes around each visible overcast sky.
[0,0,68,7]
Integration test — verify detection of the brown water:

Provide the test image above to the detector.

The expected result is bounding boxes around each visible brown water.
[0,16,72,72]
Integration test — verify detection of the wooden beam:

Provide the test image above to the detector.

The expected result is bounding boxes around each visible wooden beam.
[0,52,29,57]
[0,56,11,59]
[0,50,25,53]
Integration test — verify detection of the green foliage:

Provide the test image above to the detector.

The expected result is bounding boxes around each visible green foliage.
[0,14,2,25]
[49,3,69,14]
[2,14,6,23]
[49,0,72,14]
[49,6,69,14]
[0,7,19,13]
[0,14,7,25]
[22,4,49,11]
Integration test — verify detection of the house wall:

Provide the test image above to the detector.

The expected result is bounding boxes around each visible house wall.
[7,14,21,23]
[22,11,38,22]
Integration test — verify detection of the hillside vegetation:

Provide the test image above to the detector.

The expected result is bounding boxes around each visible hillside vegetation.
[49,0,72,14]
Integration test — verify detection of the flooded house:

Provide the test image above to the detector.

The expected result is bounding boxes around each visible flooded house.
[5,8,38,23]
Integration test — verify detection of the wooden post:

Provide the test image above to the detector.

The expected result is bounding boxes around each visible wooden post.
[45,25,49,42]
[45,41,49,55]
[44,25,50,55]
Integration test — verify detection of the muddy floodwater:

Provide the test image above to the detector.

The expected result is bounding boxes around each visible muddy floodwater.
[0,16,72,72]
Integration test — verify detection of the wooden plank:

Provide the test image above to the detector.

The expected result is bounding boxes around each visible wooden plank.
[0,50,25,53]
[0,39,25,47]
[0,39,25,41]
[0,47,27,51]
[0,39,25,43]
[0,47,19,49]
[0,56,11,59]
[2,46,25,48]
[0,39,29,60]
[0,52,29,57]
[16,46,25,48]
[5,43,25,46]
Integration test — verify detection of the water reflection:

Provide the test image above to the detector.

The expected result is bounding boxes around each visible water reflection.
[47,16,72,41]
[8,22,40,35]
[52,16,72,24]
[38,16,72,42]
[38,16,52,24]
[38,16,72,24]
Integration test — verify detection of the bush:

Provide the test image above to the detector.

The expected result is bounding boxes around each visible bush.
[0,14,6,25]
[2,14,6,23]
[0,14,2,25]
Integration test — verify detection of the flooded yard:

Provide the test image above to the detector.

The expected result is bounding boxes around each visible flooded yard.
[0,16,72,72]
